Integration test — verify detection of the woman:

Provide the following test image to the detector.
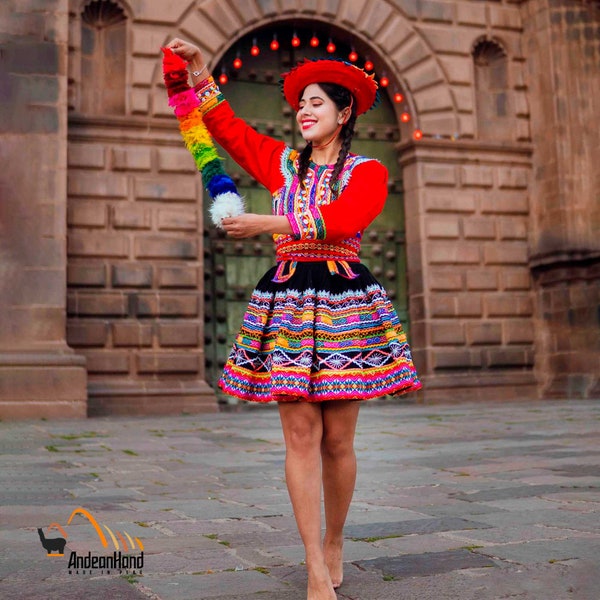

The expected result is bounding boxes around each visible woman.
[166,38,421,600]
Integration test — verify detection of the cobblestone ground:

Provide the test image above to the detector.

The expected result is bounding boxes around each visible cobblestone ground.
[0,399,598,600]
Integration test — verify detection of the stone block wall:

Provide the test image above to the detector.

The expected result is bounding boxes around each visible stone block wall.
[401,140,537,400]
[66,122,216,415]
[148,0,541,402]
[2,0,595,417]
[533,262,600,398]
[62,1,217,415]
[70,0,543,407]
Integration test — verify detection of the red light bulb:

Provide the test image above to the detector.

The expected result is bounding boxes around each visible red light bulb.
[291,34,301,48]
[270,37,279,51]
[364,60,374,71]
[394,92,404,103]
[349,49,358,62]
[250,45,260,57]
[326,40,336,53]
[401,112,411,123]
[219,72,228,85]
[310,35,319,48]
[413,129,423,141]
[233,57,242,69]
[379,76,389,87]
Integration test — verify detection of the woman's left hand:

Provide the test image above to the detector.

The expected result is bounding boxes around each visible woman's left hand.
[221,214,267,238]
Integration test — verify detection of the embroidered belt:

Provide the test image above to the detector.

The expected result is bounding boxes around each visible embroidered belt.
[272,240,361,283]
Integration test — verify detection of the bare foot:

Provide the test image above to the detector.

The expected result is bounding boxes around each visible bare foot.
[324,538,344,589]
[307,561,337,600]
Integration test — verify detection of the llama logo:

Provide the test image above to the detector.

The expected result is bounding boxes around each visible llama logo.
[38,527,67,556]
[37,506,145,567]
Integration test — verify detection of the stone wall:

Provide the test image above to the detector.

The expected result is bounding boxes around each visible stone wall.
[64,2,216,416]
[1,0,597,418]
[144,0,539,401]
[524,0,600,398]
[533,263,600,398]
[401,140,536,401]
[66,123,215,415]
[0,0,87,419]
[524,0,600,257]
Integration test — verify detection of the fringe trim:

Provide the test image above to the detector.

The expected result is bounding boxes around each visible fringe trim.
[162,47,245,227]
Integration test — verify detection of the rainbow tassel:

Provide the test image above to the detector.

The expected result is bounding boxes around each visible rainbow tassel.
[162,47,244,227]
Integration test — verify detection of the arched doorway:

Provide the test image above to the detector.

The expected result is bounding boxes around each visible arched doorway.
[203,23,409,402]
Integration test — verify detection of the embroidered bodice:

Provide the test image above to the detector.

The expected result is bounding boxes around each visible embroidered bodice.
[272,148,372,261]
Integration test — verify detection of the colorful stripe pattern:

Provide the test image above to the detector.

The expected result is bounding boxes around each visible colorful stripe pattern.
[270,150,372,282]
[273,149,371,243]
[161,48,244,226]
[219,262,421,402]
[274,239,362,263]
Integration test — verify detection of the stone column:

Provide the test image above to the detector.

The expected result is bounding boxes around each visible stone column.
[0,0,87,418]
[523,0,600,398]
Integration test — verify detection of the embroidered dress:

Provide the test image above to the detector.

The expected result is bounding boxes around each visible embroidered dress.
[197,76,421,402]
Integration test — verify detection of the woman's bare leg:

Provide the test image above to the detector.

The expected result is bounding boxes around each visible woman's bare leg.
[278,401,336,600]
[321,401,360,588]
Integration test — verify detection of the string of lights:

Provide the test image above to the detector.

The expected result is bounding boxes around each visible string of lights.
[218,32,423,142]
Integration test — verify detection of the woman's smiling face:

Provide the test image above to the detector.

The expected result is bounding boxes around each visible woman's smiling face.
[296,83,344,145]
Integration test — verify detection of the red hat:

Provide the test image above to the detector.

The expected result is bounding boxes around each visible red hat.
[282,59,378,116]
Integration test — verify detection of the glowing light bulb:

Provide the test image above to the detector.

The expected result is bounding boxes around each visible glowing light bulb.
[394,92,404,103]
[326,39,336,53]
[310,35,319,48]
[413,129,423,141]
[233,57,242,69]
[270,36,279,51]
[379,76,389,87]
[364,60,374,71]
[349,49,358,62]
[291,33,301,48]
[401,112,411,123]
[250,38,259,56]
[219,72,228,85]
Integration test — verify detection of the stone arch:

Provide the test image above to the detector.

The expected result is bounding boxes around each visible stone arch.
[471,34,508,58]
[151,0,461,138]
[70,0,132,15]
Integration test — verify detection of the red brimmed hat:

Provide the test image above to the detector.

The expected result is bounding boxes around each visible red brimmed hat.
[282,58,379,115]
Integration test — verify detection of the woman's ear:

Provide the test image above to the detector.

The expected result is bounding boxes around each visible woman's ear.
[338,107,351,124]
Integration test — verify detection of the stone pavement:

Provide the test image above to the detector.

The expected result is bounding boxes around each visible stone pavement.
[1,399,599,600]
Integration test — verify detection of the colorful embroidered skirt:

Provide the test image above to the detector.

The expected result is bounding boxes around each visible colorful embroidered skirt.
[219,261,421,402]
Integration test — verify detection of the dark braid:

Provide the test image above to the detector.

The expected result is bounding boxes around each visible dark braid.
[297,142,313,191]
[330,114,357,199]
[296,82,357,199]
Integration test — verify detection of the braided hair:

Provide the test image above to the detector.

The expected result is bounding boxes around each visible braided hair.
[296,83,358,200]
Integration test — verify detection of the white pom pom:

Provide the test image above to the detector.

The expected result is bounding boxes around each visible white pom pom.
[209,192,245,228]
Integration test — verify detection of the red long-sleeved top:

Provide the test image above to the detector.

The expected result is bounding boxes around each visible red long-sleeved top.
[198,76,388,253]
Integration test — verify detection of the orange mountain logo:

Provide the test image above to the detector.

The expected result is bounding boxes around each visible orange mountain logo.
[37,507,144,574]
